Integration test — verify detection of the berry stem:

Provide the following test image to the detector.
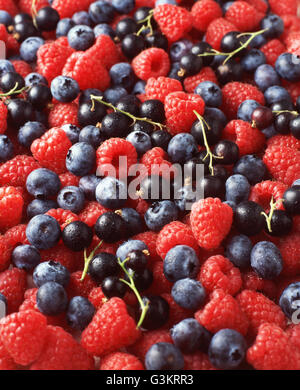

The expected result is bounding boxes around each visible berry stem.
[261,196,277,233]
[136,9,154,37]
[273,110,299,116]
[0,83,28,98]
[31,0,38,29]
[90,94,165,130]
[81,240,103,281]
[118,257,149,329]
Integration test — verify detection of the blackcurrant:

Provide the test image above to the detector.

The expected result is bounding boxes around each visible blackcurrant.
[290,115,300,140]
[0,72,25,94]
[283,186,300,215]
[126,250,148,271]
[145,32,168,51]
[27,84,52,111]
[121,34,145,59]
[251,106,274,129]
[139,99,165,123]
[213,140,239,165]
[179,53,203,76]
[115,17,138,39]
[274,112,293,134]
[265,210,293,236]
[151,129,171,151]
[7,99,34,127]
[234,201,265,236]
[138,295,169,330]
[200,175,225,199]
[35,7,60,31]
[62,221,93,252]
[77,101,107,127]
[94,211,126,243]
[102,276,127,298]
[101,112,131,138]
[191,42,214,66]
[88,253,119,284]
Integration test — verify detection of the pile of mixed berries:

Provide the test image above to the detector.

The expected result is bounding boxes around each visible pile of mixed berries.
[0,0,299,371]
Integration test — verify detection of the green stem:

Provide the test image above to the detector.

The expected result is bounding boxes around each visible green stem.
[273,110,299,116]
[136,9,154,37]
[31,0,38,29]
[0,83,28,98]
[118,258,149,329]
[90,95,164,130]
[81,240,103,281]
[261,196,277,233]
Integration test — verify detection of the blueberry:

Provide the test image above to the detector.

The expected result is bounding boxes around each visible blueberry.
[103,86,128,105]
[250,241,283,279]
[112,0,135,14]
[163,245,200,283]
[88,252,119,283]
[20,37,44,63]
[67,25,95,51]
[66,142,96,177]
[0,60,15,77]
[37,282,68,316]
[169,39,193,62]
[254,64,280,92]
[33,260,70,287]
[12,244,40,271]
[95,177,127,209]
[66,296,95,330]
[226,234,252,269]
[57,186,85,213]
[51,76,79,103]
[261,14,284,39]
[205,106,227,127]
[0,135,13,163]
[168,62,184,81]
[275,53,300,82]
[264,85,292,106]
[89,0,115,24]
[126,130,152,156]
[293,179,300,187]
[116,239,148,261]
[233,155,266,184]
[279,282,300,320]
[171,278,206,311]
[132,80,146,95]
[249,32,267,49]
[167,133,197,163]
[26,168,61,199]
[0,11,13,27]
[237,100,261,122]
[121,207,144,237]
[56,18,75,38]
[62,221,93,251]
[174,185,197,212]
[26,214,61,250]
[61,124,81,144]
[225,174,250,204]
[109,62,135,91]
[194,81,222,107]
[27,199,58,219]
[145,342,184,370]
[79,88,103,105]
[156,0,177,5]
[18,121,46,148]
[144,201,178,231]
[93,23,115,39]
[208,329,246,369]
[79,125,105,148]
[0,293,7,318]
[240,49,266,73]
[79,174,101,200]
[171,319,212,354]
[72,11,92,26]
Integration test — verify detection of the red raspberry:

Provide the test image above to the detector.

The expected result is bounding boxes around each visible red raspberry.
[0,101,8,133]
[31,127,72,174]
[0,187,24,232]
[237,290,287,337]
[127,197,149,217]
[0,268,26,313]
[0,339,18,370]
[161,293,193,328]
[195,289,249,335]
[191,0,222,32]
[88,287,107,310]
[206,18,237,51]
[156,221,199,260]
[52,0,95,18]
[184,351,217,370]
[278,232,300,276]
[183,67,218,93]
[0,0,18,15]
[0,155,40,187]
[99,352,144,370]
[222,82,265,119]
[0,310,48,366]
[199,255,242,296]
[0,235,12,272]
[268,0,297,16]
[223,120,265,155]
[165,91,205,135]
[40,242,81,273]
[247,323,299,370]
[6,34,20,53]
[86,34,119,70]
[37,37,75,83]
[45,208,79,230]
[59,172,80,188]
[4,224,27,248]
[19,0,49,14]
[11,60,32,78]
[79,201,110,227]
[268,134,300,150]
[133,231,160,262]
[67,271,97,299]
[31,325,94,370]
[153,4,192,43]
[225,1,261,32]
[128,330,172,361]
[140,147,174,178]
[145,76,183,103]
[244,0,268,15]
[249,180,287,211]
[146,261,172,295]
[287,324,300,352]
[282,80,300,104]
[190,198,233,250]
[62,51,110,91]
[260,39,286,67]
[242,271,277,300]
[0,24,8,46]
[48,102,79,128]
[81,297,140,356]
[96,138,137,178]
[132,48,170,81]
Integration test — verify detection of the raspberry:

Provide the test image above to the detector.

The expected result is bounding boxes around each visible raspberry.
[140,147,174,178]
[225,1,261,32]
[267,134,300,150]
[146,261,172,295]
[0,310,47,366]
[161,293,193,328]
[242,271,277,300]
[4,224,27,248]
[282,80,300,103]
[206,17,237,51]
[67,271,97,299]
[0,155,40,187]
[96,138,137,178]
[19,0,49,14]
[81,297,140,356]
[62,51,110,91]
[0,0,18,15]
[156,221,199,260]
[268,0,298,16]
[0,235,12,272]
[79,201,110,227]
[0,339,18,370]
[59,172,80,188]
[247,323,299,370]
[236,290,287,337]
[31,325,94,370]
[86,34,119,70]
[222,82,265,119]
[99,352,144,370]
[260,39,286,67]
[48,102,79,128]
[127,197,149,217]
[0,268,26,313]
[191,0,222,32]
[165,91,205,135]
[133,231,160,262]
[287,324,300,352]
[145,77,183,103]
[6,34,20,53]
[153,4,192,43]
[244,0,268,15]
[41,242,81,273]
[183,67,218,94]
[0,187,24,232]
[45,208,79,230]
[223,120,265,155]
[199,255,242,296]
[183,351,217,370]
[249,180,287,212]
[132,48,170,81]
[0,24,8,46]
[278,232,300,276]
[88,287,107,310]
[37,38,75,83]
[11,60,32,78]
[190,198,233,250]
[128,330,172,361]
[195,289,249,335]
[31,127,72,174]
[52,0,95,18]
